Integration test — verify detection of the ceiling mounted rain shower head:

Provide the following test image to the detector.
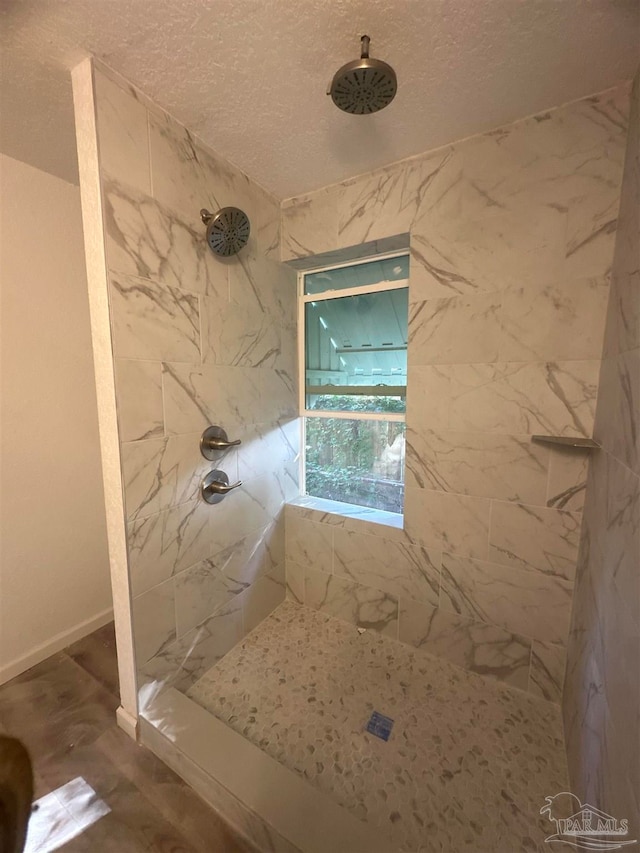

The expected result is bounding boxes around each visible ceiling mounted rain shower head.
[201,207,250,256]
[328,35,397,115]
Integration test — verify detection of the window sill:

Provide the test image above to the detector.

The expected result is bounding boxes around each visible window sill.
[286,495,404,533]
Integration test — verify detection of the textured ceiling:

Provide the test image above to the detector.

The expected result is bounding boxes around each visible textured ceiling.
[1,0,638,198]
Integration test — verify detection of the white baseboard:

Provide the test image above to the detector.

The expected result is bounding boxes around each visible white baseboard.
[0,606,114,685]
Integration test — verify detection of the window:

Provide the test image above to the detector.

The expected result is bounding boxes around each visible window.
[299,254,409,514]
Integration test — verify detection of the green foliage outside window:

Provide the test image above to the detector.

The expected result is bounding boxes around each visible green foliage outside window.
[305,396,405,513]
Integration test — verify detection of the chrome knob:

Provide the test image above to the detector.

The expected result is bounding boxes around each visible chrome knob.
[201,470,243,505]
[200,425,242,460]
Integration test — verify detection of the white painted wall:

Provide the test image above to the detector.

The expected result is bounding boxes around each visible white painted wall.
[0,152,112,683]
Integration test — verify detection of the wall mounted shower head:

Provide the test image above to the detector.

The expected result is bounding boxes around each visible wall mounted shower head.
[200,207,250,256]
[328,35,397,115]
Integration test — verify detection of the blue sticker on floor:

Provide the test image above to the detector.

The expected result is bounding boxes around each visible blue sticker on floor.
[366,711,394,741]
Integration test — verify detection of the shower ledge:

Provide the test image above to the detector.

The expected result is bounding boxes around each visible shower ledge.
[286,495,403,532]
[531,435,600,449]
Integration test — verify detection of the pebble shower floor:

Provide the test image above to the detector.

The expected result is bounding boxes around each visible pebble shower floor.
[187,600,568,852]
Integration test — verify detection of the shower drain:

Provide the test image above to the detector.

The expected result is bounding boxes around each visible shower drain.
[366,710,395,741]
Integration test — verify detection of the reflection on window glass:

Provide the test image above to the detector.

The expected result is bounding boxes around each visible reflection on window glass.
[305,418,405,514]
[305,288,408,413]
[304,255,409,295]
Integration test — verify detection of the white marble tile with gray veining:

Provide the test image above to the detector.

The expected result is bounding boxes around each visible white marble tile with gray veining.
[565,182,620,277]
[604,270,640,360]
[449,360,599,437]
[236,418,300,481]
[405,365,451,432]
[406,428,549,504]
[121,433,226,521]
[285,561,305,605]
[440,553,574,645]
[500,276,610,362]
[202,298,285,369]
[601,148,639,350]
[607,86,639,290]
[408,89,628,305]
[404,486,491,559]
[563,567,607,800]
[411,174,566,300]
[285,515,334,574]
[591,453,640,654]
[332,528,441,606]
[596,347,640,475]
[408,291,502,365]
[489,501,581,581]
[275,466,299,508]
[212,521,284,589]
[174,556,250,638]
[148,109,244,223]
[281,187,339,260]
[208,474,287,556]
[574,449,609,573]
[255,188,282,262]
[285,498,406,540]
[110,272,201,362]
[114,358,164,442]
[529,641,567,704]
[148,110,280,258]
[132,577,176,666]
[546,446,590,511]
[606,452,640,588]
[162,362,296,435]
[228,246,297,326]
[139,598,244,691]
[286,236,409,274]
[398,598,531,690]
[305,568,398,639]
[239,573,286,634]
[128,499,212,596]
[457,86,627,220]
[103,178,229,299]
[95,68,151,194]
[337,156,444,248]
[339,147,460,255]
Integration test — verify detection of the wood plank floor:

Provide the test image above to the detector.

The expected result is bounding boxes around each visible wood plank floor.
[0,623,258,852]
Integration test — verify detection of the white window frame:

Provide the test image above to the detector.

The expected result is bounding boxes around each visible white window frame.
[297,250,409,502]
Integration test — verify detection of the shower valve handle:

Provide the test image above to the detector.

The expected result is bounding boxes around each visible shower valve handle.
[200,426,242,459]
[201,470,243,505]
[206,436,241,450]
[206,479,242,494]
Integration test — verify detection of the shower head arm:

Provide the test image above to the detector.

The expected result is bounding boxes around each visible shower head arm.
[360,35,370,59]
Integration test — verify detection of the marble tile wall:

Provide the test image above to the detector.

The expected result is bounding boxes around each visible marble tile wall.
[92,65,298,687]
[282,85,631,703]
[564,71,639,834]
